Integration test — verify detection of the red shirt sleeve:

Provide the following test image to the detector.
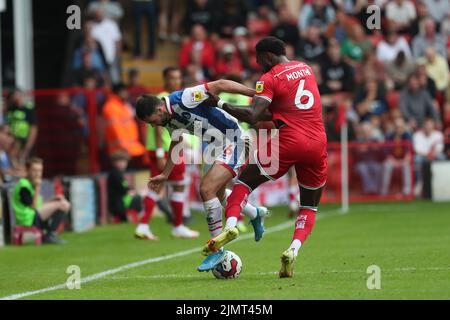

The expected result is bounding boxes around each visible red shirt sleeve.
[254,73,275,103]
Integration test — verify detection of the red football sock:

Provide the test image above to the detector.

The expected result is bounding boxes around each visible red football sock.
[225,183,251,219]
[141,196,156,224]
[170,192,185,227]
[292,208,317,243]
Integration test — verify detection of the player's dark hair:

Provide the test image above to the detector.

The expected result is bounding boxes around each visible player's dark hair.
[163,66,180,79]
[135,95,161,120]
[112,83,126,94]
[255,37,286,56]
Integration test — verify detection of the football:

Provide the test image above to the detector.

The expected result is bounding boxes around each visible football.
[212,251,242,279]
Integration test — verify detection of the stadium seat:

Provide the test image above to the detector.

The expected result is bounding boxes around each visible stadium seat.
[12,226,42,246]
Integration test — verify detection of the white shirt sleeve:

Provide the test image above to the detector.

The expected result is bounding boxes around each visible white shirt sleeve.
[181,84,210,108]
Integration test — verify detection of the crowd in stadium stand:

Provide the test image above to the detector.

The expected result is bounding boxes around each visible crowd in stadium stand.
[2,0,450,199]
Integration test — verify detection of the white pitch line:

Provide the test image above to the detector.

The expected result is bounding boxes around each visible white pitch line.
[0,210,338,300]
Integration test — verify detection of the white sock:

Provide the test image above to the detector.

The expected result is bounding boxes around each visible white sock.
[225,217,238,230]
[203,198,223,237]
[223,189,258,220]
[289,239,302,257]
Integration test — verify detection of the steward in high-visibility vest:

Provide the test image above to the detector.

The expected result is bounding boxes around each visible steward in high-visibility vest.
[103,84,146,157]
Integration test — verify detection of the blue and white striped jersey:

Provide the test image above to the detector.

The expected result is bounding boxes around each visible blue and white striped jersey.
[163,84,247,142]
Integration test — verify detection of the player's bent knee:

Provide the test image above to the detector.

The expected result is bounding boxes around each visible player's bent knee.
[199,181,220,200]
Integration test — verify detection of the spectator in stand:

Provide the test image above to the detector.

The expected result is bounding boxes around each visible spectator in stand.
[72,27,107,77]
[102,83,146,164]
[72,51,106,87]
[417,47,449,92]
[376,29,412,63]
[381,117,412,196]
[353,77,388,122]
[184,0,216,32]
[132,0,157,59]
[400,73,440,131]
[325,7,355,43]
[179,24,216,80]
[385,0,416,34]
[107,150,142,224]
[355,121,383,194]
[385,50,416,90]
[183,63,207,87]
[319,39,354,95]
[298,0,336,36]
[270,4,300,48]
[231,27,251,74]
[246,0,276,12]
[12,157,71,244]
[0,124,25,184]
[87,0,124,21]
[410,0,430,36]
[412,18,447,59]
[127,69,147,106]
[423,0,450,30]
[158,0,183,42]
[341,23,374,65]
[356,0,387,35]
[214,0,248,38]
[215,44,244,78]
[413,118,445,195]
[441,12,450,42]
[5,89,38,166]
[297,23,328,64]
[416,63,437,99]
[91,8,122,83]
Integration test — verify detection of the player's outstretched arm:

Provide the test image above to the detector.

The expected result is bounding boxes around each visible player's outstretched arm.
[221,96,272,125]
[207,79,256,97]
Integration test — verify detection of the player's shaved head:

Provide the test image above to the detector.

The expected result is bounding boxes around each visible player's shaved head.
[255,37,286,56]
[255,37,288,72]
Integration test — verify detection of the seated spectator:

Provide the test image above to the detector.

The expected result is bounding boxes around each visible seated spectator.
[355,121,383,194]
[412,118,445,196]
[385,0,416,34]
[423,0,450,30]
[12,158,70,244]
[214,0,248,38]
[0,124,25,184]
[381,117,412,196]
[127,69,147,106]
[72,51,106,87]
[400,74,440,130]
[412,18,447,59]
[5,89,38,165]
[102,83,146,163]
[298,0,335,36]
[353,78,388,122]
[179,24,216,79]
[215,44,244,78]
[319,40,354,95]
[385,50,416,90]
[270,4,299,48]
[341,23,374,64]
[107,150,142,223]
[87,0,124,21]
[325,7,354,43]
[184,0,216,32]
[376,29,412,63]
[416,63,437,99]
[441,12,450,42]
[297,24,328,64]
[417,47,449,91]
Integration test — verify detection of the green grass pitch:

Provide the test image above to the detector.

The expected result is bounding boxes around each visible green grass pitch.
[0,201,449,300]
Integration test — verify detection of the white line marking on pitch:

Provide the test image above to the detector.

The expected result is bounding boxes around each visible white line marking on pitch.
[0,210,339,300]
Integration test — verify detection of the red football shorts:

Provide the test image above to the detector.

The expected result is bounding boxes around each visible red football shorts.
[148,151,185,183]
[255,126,327,190]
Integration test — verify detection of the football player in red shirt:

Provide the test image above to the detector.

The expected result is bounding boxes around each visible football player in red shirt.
[203,37,328,278]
